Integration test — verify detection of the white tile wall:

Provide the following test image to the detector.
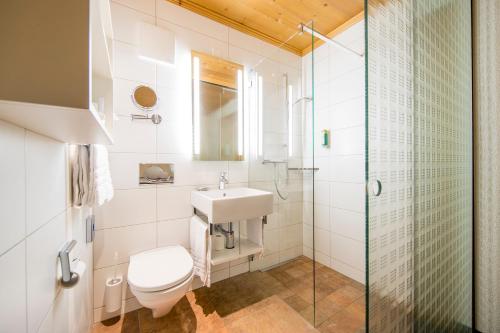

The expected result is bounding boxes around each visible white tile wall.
[0,242,26,333]
[157,218,190,248]
[0,120,93,333]
[25,132,66,234]
[26,212,66,333]
[95,188,157,229]
[0,121,25,255]
[302,21,366,284]
[94,223,156,269]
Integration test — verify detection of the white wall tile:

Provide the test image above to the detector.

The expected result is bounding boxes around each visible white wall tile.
[329,68,364,105]
[94,223,156,268]
[314,181,330,206]
[211,268,229,283]
[227,44,262,68]
[328,46,363,79]
[112,0,155,16]
[303,224,313,248]
[37,291,69,333]
[331,182,365,213]
[107,116,156,154]
[26,132,66,234]
[315,227,330,256]
[156,0,228,42]
[229,262,249,277]
[0,242,26,333]
[279,246,301,263]
[0,121,25,254]
[155,85,184,122]
[330,234,364,272]
[330,97,364,130]
[314,204,330,231]
[315,250,330,267]
[95,188,157,229]
[331,126,364,156]
[111,2,155,45]
[26,212,66,333]
[156,121,187,154]
[113,41,156,84]
[280,224,301,250]
[331,208,365,242]
[157,218,190,248]
[257,253,280,270]
[330,259,364,284]
[334,21,364,47]
[157,187,193,220]
[228,161,249,184]
[228,28,265,57]
[108,153,157,189]
[263,228,280,255]
[329,154,364,183]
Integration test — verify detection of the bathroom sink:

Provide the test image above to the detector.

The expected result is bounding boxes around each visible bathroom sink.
[191,187,273,223]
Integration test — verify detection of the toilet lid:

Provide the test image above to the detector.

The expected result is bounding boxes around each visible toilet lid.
[128,246,194,292]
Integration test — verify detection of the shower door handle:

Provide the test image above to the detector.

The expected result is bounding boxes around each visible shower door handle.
[367,179,382,197]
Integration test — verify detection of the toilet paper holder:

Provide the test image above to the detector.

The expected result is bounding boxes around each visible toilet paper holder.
[59,240,79,288]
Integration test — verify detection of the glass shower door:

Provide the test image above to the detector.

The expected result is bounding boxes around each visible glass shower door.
[366,0,473,332]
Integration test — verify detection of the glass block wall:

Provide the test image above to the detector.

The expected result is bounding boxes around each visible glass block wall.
[366,1,415,332]
[413,1,473,331]
[474,0,500,332]
[367,0,473,332]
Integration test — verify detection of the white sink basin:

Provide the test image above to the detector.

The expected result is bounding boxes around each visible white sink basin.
[191,187,273,223]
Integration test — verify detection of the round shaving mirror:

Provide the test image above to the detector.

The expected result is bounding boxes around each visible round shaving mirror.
[132,85,158,111]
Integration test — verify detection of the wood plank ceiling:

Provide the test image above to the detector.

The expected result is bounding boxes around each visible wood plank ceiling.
[166,0,364,56]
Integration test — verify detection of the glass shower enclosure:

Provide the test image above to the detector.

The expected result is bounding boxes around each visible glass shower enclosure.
[247,0,474,331]
[247,18,366,330]
[366,0,473,332]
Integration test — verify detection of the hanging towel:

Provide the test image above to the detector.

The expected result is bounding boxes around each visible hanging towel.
[88,144,114,206]
[190,215,211,287]
[72,145,90,207]
[247,218,264,259]
[72,144,113,207]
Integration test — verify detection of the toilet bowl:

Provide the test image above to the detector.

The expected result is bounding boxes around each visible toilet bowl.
[127,245,194,318]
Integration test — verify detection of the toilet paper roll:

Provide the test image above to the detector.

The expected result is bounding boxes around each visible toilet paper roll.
[73,260,86,276]
[213,233,225,251]
[104,276,123,313]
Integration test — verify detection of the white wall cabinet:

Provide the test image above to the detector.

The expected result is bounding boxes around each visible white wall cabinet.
[0,0,114,144]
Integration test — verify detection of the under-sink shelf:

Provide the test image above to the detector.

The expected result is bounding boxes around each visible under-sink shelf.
[211,238,262,266]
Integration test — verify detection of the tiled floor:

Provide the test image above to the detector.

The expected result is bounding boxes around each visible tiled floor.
[92,256,365,333]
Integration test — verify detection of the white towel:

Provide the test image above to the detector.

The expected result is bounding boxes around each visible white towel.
[72,145,90,207]
[88,145,114,206]
[247,218,264,259]
[72,144,113,207]
[190,215,211,287]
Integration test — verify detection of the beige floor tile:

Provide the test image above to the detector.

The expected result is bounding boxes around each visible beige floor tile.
[92,258,365,333]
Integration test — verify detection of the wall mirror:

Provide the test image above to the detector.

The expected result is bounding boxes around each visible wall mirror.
[132,85,158,111]
[192,51,244,161]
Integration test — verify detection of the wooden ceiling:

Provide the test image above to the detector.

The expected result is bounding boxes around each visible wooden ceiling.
[166,0,364,56]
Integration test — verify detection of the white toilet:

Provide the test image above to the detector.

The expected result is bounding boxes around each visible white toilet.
[127,245,194,318]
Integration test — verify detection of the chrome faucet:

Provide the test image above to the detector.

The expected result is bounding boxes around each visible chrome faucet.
[219,171,228,190]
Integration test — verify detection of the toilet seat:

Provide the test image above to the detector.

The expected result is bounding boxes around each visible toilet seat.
[128,246,194,293]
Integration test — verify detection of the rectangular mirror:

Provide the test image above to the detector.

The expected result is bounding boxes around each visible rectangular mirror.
[192,51,244,161]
